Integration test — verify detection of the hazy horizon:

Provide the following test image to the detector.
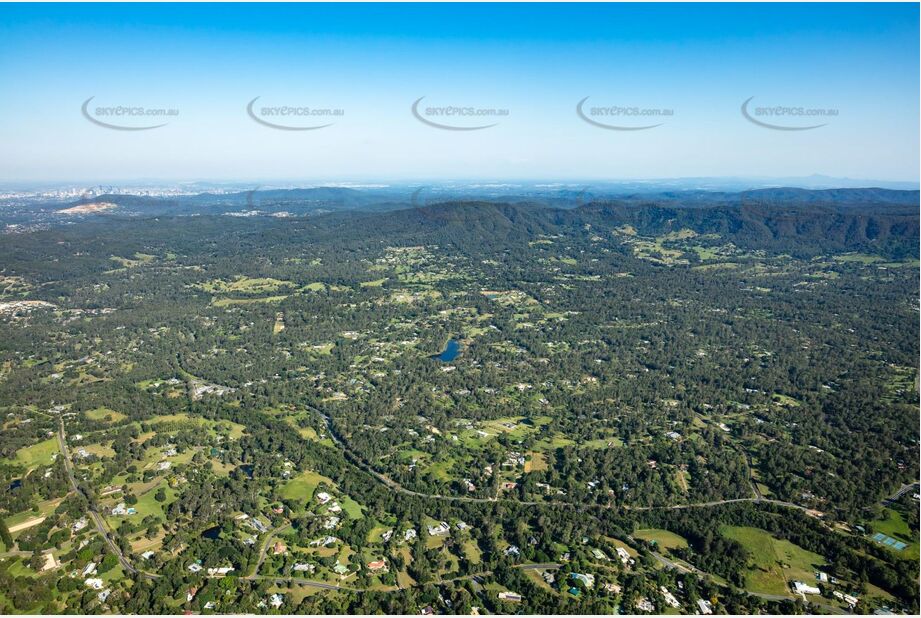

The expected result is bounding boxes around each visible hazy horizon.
[1,2,918,183]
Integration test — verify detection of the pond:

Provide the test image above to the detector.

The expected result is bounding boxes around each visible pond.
[238,464,254,478]
[433,339,461,362]
[202,525,221,540]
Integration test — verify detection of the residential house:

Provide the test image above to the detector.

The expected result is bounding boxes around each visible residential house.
[793,581,820,595]
[207,566,234,576]
[660,586,680,608]
[571,572,595,589]
[427,521,450,536]
[833,591,859,607]
[635,598,654,612]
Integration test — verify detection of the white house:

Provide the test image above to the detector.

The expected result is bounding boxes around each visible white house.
[427,521,450,536]
[793,581,821,595]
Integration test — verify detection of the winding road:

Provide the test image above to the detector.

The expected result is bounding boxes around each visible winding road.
[57,418,158,580]
[308,405,810,514]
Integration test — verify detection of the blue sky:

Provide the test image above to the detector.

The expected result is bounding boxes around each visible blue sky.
[0,2,917,183]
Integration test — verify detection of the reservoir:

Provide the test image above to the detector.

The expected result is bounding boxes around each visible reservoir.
[433,339,461,362]
[202,525,221,540]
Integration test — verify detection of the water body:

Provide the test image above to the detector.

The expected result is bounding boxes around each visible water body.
[433,339,461,362]
[9,478,22,491]
[202,525,221,540]
[238,464,254,478]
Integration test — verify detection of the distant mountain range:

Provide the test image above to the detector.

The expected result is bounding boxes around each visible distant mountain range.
[40,185,921,218]
[1,186,917,259]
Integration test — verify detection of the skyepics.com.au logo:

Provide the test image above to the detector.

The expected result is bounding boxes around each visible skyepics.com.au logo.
[246,97,344,131]
[411,97,509,131]
[741,96,838,131]
[576,97,674,131]
[81,97,178,130]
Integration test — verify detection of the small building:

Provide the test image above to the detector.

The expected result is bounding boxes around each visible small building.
[367,559,387,571]
[404,528,417,541]
[427,521,450,536]
[793,581,820,595]
[293,563,315,573]
[635,598,654,612]
[833,591,859,607]
[316,492,331,504]
[84,578,104,590]
[660,586,680,608]
[207,566,234,576]
[273,541,287,555]
[497,591,523,602]
[697,599,713,615]
[309,536,337,547]
[324,516,341,530]
[187,563,202,573]
[570,572,595,589]
[333,562,350,576]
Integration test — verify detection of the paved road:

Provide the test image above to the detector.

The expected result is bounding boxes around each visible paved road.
[58,418,158,580]
[243,523,290,580]
[882,482,919,505]
[309,405,810,515]
[247,562,561,592]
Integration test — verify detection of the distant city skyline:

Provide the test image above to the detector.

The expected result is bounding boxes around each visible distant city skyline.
[0,2,918,182]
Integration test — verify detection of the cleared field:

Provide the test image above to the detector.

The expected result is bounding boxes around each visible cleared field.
[722,525,825,597]
[869,508,920,558]
[200,276,293,294]
[524,451,548,473]
[340,495,365,519]
[85,407,127,422]
[10,438,59,472]
[634,528,689,550]
[280,470,333,502]
[212,295,288,307]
